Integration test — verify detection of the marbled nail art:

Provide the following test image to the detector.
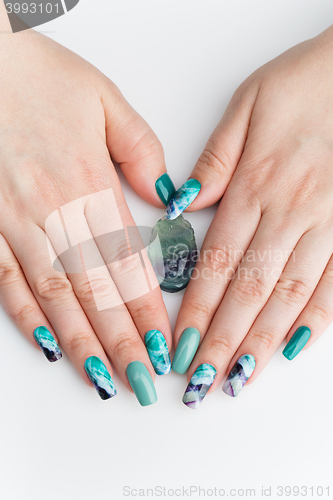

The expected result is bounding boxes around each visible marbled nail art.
[34,326,62,362]
[162,179,201,220]
[222,355,256,397]
[145,329,171,375]
[182,363,216,409]
[84,356,117,400]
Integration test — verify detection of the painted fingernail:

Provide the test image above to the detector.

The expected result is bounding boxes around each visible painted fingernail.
[222,355,256,397]
[84,356,117,400]
[172,327,200,374]
[182,363,216,409]
[126,361,157,406]
[162,179,201,220]
[283,326,311,360]
[34,326,62,362]
[155,173,176,206]
[144,329,171,375]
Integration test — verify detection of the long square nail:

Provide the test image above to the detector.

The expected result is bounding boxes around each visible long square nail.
[84,356,117,400]
[34,326,62,362]
[172,327,200,374]
[222,355,256,397]
[155,173,176,206]
[182,363,216,409]
[145,329,171,375]
[283,326,311,360]
[162,179,201,220]
[126,361,157,406]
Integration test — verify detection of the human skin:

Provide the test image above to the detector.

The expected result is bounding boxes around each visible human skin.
[0,4,171,399]
[175,25,333,399]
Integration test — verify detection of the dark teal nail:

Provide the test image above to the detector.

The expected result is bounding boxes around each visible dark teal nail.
[172,327,200,374]
[126,361,157,406]
[84,356,117,400]
[144,330,171,375]
[34,326,62,362]
[283,326,311,360]
[155,173,176,206]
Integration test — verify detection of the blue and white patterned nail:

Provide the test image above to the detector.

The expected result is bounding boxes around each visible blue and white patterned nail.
[222,355,256,397]
[34,326,62,362]
[144,329,171,375]
[182,363,216,409]
[84,356,117,400]
[162,179,201,220]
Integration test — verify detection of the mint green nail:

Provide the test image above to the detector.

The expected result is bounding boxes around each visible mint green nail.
[283,326,311,360]
[126,361,157,406]
[155,173,176,206]
[172,327,200,374]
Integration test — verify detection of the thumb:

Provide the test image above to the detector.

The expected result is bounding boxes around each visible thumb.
[100,78,175,208]
[187,77,261,211]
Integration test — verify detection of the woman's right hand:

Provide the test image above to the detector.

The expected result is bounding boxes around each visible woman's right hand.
[0,7,173,405]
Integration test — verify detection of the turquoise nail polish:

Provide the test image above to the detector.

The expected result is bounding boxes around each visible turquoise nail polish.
[144,330,171,375]
[126,361,157,406]
[163,179,201,220]
[283,326,311,360]
[34,326,62,362]
[172,327,200,374]
[183,363,216,409]
[84,356,117,400]
[222,355,256,397]
[155,173,176,206]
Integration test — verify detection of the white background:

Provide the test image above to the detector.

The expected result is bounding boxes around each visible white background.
[1,1,333,499]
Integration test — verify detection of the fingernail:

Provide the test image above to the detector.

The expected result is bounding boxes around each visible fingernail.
[172,327,200,374]
[126,361,157,406]
[222,355,256,397]
[84,356,117,400]
[33,326,62,362]
[155,173,176,206]
[162,179,201,220]
[283,326,311,360]
[182,363,216,410]
[144,329,171,375]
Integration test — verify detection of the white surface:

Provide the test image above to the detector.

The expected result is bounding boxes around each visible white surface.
[1,1,333,499]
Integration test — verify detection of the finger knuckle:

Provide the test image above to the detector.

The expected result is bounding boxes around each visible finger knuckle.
[250,328,276,350]
[75,277,112,304]
[110,334,142,358]
[201,245,238,280]
[205,335,234,357]
[230,273,268,305]
[34,275,73,301]
[308,303,332,323]
[129,300,161,323]
[274,277,309,305]
[195,140,230,179]
[68,331,93,352]
[183,298,214,318]
[9,304,38,324]
[0,260,22,286]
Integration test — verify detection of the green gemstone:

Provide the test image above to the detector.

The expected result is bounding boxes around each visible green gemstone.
[148,214,197,293]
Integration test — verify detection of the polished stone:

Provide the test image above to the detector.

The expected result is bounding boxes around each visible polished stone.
[148,214,198,293]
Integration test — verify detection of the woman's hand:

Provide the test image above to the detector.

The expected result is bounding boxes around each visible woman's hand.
[173,26,333,408]
[0,10,173,405]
